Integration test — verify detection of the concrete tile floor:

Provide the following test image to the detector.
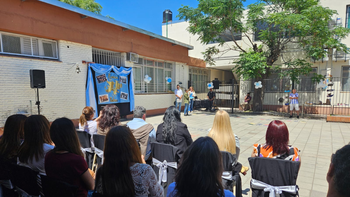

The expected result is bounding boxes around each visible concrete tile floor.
[121,110,350,197]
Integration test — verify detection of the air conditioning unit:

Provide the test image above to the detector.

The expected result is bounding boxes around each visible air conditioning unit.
[127,52,139,63]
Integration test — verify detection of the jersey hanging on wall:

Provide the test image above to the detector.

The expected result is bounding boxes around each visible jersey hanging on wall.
[86,63,135,118]
[95,71,130,104]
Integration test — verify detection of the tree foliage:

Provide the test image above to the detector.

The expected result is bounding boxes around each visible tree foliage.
[59,0,102,14]
[178,0,350,81]
[178,0,350,110]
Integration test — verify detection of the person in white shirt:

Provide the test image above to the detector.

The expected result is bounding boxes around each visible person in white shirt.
[174,84,183,112]
[79,106,98,135]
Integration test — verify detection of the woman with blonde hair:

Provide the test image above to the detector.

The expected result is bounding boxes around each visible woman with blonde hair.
[79,106,97,135]
[188,86,196,113]
[208,110,237,154]
[208,110,248,174]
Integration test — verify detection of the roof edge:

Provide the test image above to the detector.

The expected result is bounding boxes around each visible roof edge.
[37,0,194,50]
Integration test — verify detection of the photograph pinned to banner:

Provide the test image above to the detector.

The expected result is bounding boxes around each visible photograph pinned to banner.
[96,74,107,84]
[120,92,128,100]
[99,94,109,103]
[120,76,127,84]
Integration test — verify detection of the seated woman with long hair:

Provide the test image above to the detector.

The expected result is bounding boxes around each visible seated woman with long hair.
[79,106,98,135]
[156,106,192,159]
[208,110,238,154]
[251,120,300,161]
[94,126,163,197]
[45,118,94,197]
[167,137,234,197]
[208,110,249,174]
[17,115,54,175]
[0,114,27,164]
[97,104,120,135]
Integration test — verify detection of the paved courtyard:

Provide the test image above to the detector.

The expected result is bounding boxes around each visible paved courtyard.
[122,110,350,197]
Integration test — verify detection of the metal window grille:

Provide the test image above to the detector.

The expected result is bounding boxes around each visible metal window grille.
[92,48,124,67]
[346,5,350,28]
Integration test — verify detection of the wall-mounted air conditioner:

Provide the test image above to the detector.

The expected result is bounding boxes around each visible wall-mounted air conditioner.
[127,52,139,63]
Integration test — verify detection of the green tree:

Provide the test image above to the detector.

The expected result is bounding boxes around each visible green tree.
[178,0,350,111]
[59,0,102,14]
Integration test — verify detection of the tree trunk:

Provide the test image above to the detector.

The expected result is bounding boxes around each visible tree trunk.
[252,77,265,112]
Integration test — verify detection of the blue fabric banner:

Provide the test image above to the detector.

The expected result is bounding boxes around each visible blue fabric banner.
[95,71,130,104]
[86,63,135,118]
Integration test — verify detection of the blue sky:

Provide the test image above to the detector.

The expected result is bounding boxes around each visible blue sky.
[96,0,258,36]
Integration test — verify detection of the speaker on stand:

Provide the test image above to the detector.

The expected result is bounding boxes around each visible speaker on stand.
[212,78,219,89]
[30,70,46,115]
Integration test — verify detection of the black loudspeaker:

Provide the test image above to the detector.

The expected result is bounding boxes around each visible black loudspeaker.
[212,79,219,89]
[30,69,46,88]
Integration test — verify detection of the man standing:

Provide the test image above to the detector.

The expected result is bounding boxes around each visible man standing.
[289,89,299,118]
[207,88,216,111]
[326,144,350,197]
[175,84,183,112]
[241,93,251,111]
[127,106,156,161]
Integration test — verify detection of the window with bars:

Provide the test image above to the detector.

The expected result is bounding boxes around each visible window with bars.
[209,29,242,44]
[133,58,173,93]
[265,68,317,92]
[342,66,350,91]
[296,68,317,92]
[92,48,124,67]
[346,5,350,28]
[0,32,58,59]
[189,68,209,93]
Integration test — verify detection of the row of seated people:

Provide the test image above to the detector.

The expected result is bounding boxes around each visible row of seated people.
[0,105,349,197]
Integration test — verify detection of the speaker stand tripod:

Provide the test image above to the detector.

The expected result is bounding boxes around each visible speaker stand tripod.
[35,87,41,115]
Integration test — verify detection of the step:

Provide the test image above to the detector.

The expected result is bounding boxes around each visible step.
[326,115,350,123]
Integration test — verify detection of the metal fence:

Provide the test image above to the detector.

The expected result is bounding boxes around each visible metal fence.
[134,82,173,94]
[188,81,237,110]
[181,78,350,117]
[238,77,350,117]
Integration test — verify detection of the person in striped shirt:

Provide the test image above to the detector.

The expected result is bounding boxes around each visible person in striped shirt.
[289,89,300,119]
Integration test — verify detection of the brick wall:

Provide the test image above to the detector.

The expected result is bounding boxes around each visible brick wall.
[0,40,92,126]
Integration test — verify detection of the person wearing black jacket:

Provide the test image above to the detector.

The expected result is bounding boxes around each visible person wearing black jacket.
[207,88,216,111]
[156,106,193,160]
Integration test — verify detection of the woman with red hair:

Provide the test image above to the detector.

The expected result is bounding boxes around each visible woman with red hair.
[251,120,300,161]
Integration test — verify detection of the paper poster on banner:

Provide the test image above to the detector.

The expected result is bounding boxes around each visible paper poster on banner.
[95,71,130,104]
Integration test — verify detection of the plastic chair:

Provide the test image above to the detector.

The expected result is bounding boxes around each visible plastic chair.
[40,175,78,197]
[10,164,41,197]
[151,141,179,196]
[248,157,300,197]
[236,147,240,160]
[221,151,242,197]
[76,130,91,148]
[76,130,93,169]
[91,134,105,173]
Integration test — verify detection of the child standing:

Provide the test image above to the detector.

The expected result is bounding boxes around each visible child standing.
[183,89,190,116]
[188,86,195,113]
